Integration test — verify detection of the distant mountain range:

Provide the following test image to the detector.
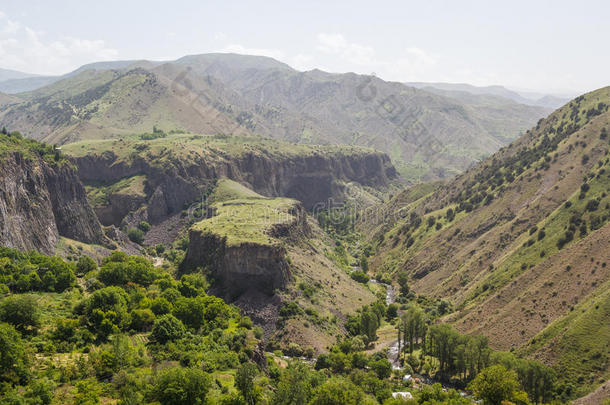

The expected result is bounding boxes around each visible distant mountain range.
[0,53,552,181]
[407,82,572,109]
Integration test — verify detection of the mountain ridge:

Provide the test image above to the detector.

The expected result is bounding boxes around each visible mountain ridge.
[0,53,551,182]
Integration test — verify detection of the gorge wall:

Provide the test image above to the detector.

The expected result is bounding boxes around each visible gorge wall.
[0,152,104,255]
[70,148,397,226]
[181,200,310,301]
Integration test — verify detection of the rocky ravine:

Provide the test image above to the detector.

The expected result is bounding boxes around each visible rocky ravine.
[0,152,104,254]
[70,148,397,227]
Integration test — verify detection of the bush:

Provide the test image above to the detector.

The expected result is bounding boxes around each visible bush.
[138,221,151,232]
[446,208,455,222]
[150,297,173,315]
[127,228,145,244]
[279,302,302,318]
[150,367,211,405]
[151,314,186,344]
[76,255,97,276]
[350,270,370,284]
[0,294,41,333]
[98,256,160,287]
[130,309,155,332]
[0,322,30,385]
[586,199,599,212]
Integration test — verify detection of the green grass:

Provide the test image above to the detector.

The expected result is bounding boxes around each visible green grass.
[210,179,263,203]
[464,161,610,305]
[84,175,147,206]
[0,133,71,165]
[62,133,374,163]
[54,237,108,261]
[192,196,298,247]
[517,281,610,397]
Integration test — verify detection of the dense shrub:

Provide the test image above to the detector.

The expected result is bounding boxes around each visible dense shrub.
[151,314,186,344]
[150,367,211,405]
[350,270,370,284]
[127,228,145,244]
[0,323,30,385]
[98,255,160,287]
[0,247,76,292]
[76,255,97,276]
[0,294,41,333]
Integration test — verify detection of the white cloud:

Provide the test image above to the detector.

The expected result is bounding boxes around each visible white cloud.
[316,33,347,54]
[387,47,439,81]
[291,53,314,71]
[316,33,375,66]
[1,19,20,35]
[0,12,118,75]
[312,33,443,82]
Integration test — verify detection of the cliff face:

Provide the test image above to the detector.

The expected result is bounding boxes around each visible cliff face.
[181,199,309,301]
[71,148,396,226]
[183,232,289,300]
[0,152,104,254]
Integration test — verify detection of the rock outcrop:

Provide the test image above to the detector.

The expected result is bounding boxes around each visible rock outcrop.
[181,198,309,301]
[183,232,289,300]
[0,152,104,254]
[70,148,397,226]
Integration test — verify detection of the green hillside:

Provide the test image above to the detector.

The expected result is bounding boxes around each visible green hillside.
[364,87,610,396]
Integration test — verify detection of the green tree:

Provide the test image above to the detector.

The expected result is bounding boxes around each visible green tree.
[468,365,528,405]
[0,323,30,385]
[79,286,130,339]
[428,323,461,375]
[151,314,185,344]
[309,377,371,405]
[76,255,97,276]
[150,297,173,315]
[397,273,410,296]
[399,304,426,354]
[74,378,102,405]
[150,367,211,405]
[369,358,392,379]
[173,297,206,331]
[273,363,313,405]
[0,294,41,333]
[360,309,379,343]
[127,228,145,244]
[235,362,259,405]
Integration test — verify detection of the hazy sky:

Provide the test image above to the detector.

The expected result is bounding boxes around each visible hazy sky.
[0,0,608,94]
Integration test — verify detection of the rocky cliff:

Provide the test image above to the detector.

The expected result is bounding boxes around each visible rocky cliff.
[181,196,309,301]
[0,149,104,254]
[65,136,397,227]
[183,233,290,300]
